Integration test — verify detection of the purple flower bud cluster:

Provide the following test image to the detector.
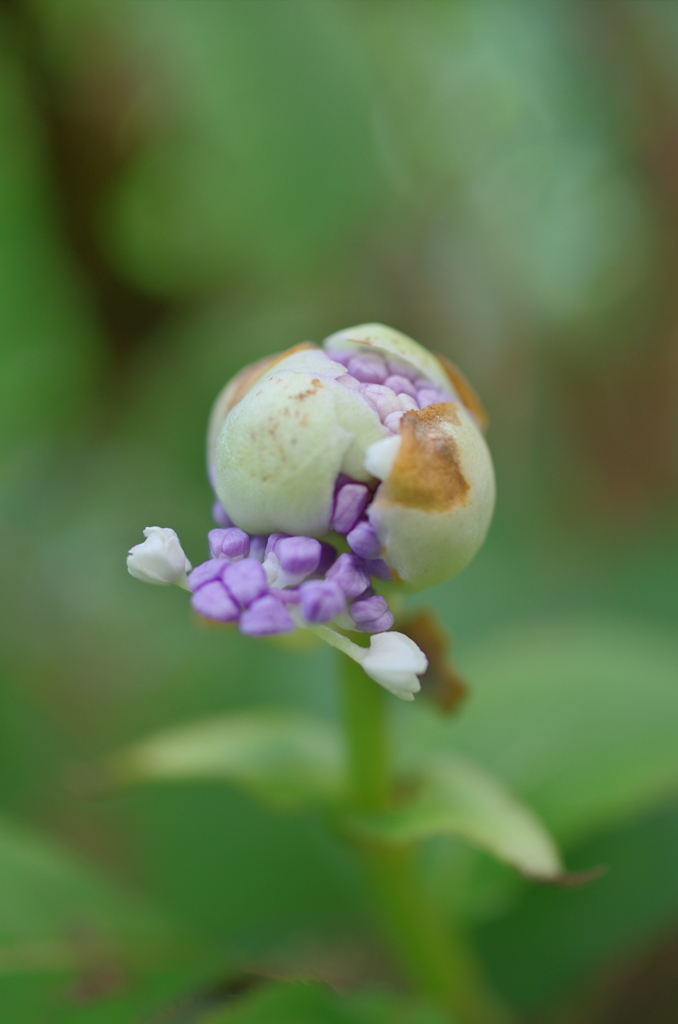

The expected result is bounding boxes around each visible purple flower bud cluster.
[328,477,382,564]
[330,349,452,434]
[188,503,396,637]
[190,557,279,632]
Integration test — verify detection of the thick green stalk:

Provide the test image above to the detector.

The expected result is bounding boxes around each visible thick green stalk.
[340,654,509,1024]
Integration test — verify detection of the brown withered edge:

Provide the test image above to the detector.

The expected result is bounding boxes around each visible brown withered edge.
[380,403,470,513]
[436,352,489,432]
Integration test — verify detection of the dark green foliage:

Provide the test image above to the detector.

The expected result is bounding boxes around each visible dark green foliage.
[0,1,677,1021]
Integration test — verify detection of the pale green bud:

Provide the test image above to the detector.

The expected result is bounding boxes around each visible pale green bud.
[365,402,495,590]
[211,346,385,536]
[209,325,495,591]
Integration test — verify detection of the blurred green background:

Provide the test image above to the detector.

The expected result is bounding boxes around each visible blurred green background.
[0,1,677,1021]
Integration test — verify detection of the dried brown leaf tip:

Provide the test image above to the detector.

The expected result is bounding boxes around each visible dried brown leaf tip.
[396,609,468,713]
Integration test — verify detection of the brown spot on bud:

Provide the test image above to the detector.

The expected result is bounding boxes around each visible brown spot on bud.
[437,354,489,431]
[208,343,318,459]
[382,403,469,513]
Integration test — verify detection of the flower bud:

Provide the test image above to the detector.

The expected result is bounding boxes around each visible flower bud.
[127,527,192,587]
[210,346,385,536]
[208,324,494,593]
[365,401,495,589]
[360,631,428,700]
[127,326,492,700]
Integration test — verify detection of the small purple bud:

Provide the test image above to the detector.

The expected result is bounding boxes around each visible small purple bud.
[346,520,381,560]
[331,483,370,534]
[349,594,394,633]
[349,593,389,623]
[299,579,346,623]
[208,527,250,560]
[222,558,268,607]
[417,388,445,409]
[277,587,301,604]
[211,500,234,528]
[325,552,370,599]
[191,580,239,622]
[265,533,287,557]
[361,383,401,421]
[397,393,418,411]
[347,354,388,384]
[355,610,395,634]
[249,535,267,562]
[188,559,227,591]
[383,411,404,433]
[386,356,418,381]
[365,558,392,581]
[385,375,417,399]
[239,595,295,635]
[276,536,322,575]
[329,350,352,367]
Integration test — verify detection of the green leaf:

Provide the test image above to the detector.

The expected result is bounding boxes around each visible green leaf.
[198,980,453,1024]
[108,711,346,809]
[0,813,175,974]
[397,618,678,847]
[0,11,96,459]
[0,814,211,1023]
[477,802,678,1011]
[47,0,382,292]
[350,756,562,881]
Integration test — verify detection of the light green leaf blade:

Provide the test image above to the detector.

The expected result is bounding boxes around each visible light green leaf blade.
[398,618,678,847]
[352,756,563,881]
[108,711,346,809]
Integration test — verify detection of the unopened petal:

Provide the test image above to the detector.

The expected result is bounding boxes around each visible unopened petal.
[213,369,384,536]
[127,527,192,587]
[361,631,428,700]
[368,402,495,590]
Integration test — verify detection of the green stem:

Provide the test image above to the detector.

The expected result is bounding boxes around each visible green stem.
[340,654,509,1024]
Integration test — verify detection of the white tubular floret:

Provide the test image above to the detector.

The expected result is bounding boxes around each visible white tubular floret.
[127,527,192,588]
[297,616,427,701]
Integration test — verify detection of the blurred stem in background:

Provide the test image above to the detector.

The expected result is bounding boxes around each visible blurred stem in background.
[341,655,509,1024]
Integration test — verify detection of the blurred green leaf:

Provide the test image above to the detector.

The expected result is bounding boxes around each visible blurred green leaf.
[365,0,653,337]
[478,801,678,1011]
[109,711,346,809]
[0,815,208,1024]
[199,980,453,1024]
[51,0,383,292]
[0,813,175,973]
[398,618,678,847]
[351,755,562,881]
[0,12,97,460]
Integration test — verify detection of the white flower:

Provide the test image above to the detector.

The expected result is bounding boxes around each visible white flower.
[127,527,192,588]
[293,614,428,701]
[361,631,428,700]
